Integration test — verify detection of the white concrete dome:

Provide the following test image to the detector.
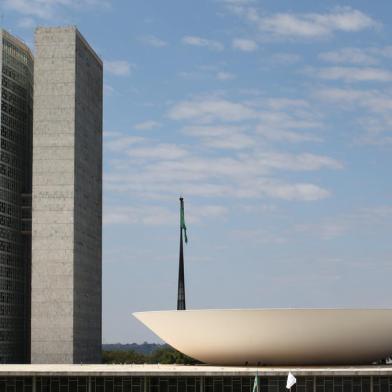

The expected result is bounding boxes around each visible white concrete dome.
[133,309,392,365]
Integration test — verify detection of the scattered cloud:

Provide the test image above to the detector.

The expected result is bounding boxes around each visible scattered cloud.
[182,125,254,150]
[233,228,288,244]
[127,143,189,161]
[134,121,161,131]
[296,205,392,240]
[105,136,145,152]
[169,96,324,144]
[216,71,235,80]
[316,66,392,82]
[104,203,228,226]
[232,38,258,52]
[319,46,392,65]
[3,0,110,20]
[104,205,177,226]
[168,98,257,122]
[182,36,224,51]
[319,48,378,65]
[139,35,168,47]
[105,116,341,202]
[105,60,135,76]
[17,17,36,29]
[269,52,302,65]
[317,87,392,144]
[226,5,379,40]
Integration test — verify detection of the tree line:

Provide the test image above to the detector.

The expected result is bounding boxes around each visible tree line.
[102,346,201,365]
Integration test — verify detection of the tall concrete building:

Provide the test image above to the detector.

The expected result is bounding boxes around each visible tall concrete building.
[31,27,102,363]
[0,29,33,363]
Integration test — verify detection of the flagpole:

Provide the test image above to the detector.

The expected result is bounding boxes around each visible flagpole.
[177,197,186,310]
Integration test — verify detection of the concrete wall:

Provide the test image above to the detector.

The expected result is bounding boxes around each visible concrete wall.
[31,27,102,364]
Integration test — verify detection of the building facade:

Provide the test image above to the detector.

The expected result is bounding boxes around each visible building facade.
[31,27,102,364]
[0,365,391,392]
[0,29,33,364]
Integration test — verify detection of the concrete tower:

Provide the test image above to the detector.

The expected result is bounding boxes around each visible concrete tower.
[0,29,33,363]
[31,27,102,363]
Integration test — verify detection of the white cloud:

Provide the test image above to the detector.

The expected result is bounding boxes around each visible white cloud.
[256,103,323,143]
[270,53,302,65]
[319,48,378,65]
[3,0,110,20]
[257,126,322,143]
[183,125,254,150]
[317,87,392,144]
[182,36,224,51]
[17,17,36,29]
[216,71,235,80]
[317,88,392,113]
[261,182,330,201]
[319,46,392,66]
[127,144,189,160]
[227,5,379,39]
[140,35,168,47]
[295,205,392,240]
[104,203,228,226]
[232,38,258,52]
[168,98,257,122]
[105,60,135,76]
[105,136,145,152]
[104,205,177,226]
[134,121,161,130]
[105,133,341,202]
[317,67,392,82]
[267,152,342,171]
[170,96,324,144]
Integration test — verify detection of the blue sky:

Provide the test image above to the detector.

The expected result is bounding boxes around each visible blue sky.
[2,0,392,343]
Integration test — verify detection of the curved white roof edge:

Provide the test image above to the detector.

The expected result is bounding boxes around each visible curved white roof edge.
[134,308,392,366]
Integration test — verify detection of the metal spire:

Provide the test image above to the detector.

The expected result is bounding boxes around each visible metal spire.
[177,197,186,310]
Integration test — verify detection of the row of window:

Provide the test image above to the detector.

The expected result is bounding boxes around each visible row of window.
[0,302,24,316]
[0,137,19,155]
[2,111,25,130]
[0,174,21,193]
[2,75,28,98]
[0,252,23,267]
[0,187,20,206]
[0,328,25,342]
[3,38,33,67]
[0,237,21,253]
[0,265,23,279]
[0,150,23,172]
[2,88,27,111]
[0,213,19,231]
[0,163,21,182]
[1,125,25,148]
[3,52,30,79]
[0,316,24,329]
[0,290,24,306]
[0,280,24,297]
[2,65,29,87]
[1,100,27,125]
[0,226,19,242]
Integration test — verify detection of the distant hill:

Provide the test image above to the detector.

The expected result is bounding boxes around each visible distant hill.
[103,343,166,355]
